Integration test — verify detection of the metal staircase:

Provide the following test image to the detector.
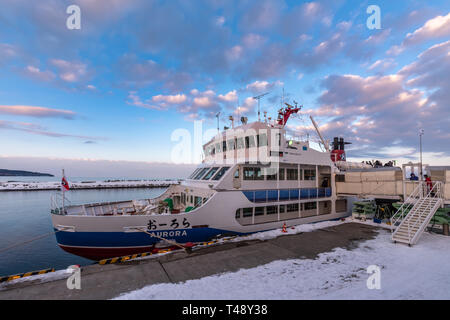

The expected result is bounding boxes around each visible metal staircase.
[391,181,444,246]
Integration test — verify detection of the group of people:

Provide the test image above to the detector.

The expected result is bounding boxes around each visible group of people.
[409,173,433,192]
[363,160,396,168]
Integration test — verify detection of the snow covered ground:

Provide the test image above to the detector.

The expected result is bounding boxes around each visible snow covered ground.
[0,179,179,191]
[115,226,450,300]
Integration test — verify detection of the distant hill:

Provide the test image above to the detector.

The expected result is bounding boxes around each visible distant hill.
[0,169,54,177]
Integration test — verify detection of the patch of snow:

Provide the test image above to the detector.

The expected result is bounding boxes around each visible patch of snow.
[114,230,450,300]
[0,269,69,291]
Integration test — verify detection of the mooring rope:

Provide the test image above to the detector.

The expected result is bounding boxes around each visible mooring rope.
[0,230,61,254]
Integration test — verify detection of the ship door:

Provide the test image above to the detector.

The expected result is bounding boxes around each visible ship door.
[233,167,241,189]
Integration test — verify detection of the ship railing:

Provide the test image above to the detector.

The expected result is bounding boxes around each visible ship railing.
[390,181,424,229]
[50,192,72,215]
[407,181,443,243]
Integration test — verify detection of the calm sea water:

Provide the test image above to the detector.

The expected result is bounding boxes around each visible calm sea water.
[0,186,166,277]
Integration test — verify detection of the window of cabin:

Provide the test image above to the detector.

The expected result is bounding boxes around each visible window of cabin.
[235,209,240,219]
[279,168,285,180]
[265,168,277,180]
[254,207,264,216]
[242,207,253,217]
[304,202,317,210]
[243,167,263,180]
[194,197,202,206]
[266,205,277,215]
[304,169,316,181]
[287,168,298,180]
[287,203,299,213]
[279,204,285,213]
[244,167,254,180]
[222,141,227,152]
[234,168,240,178]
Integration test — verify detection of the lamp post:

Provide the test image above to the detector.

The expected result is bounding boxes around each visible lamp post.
[419,129,424,181]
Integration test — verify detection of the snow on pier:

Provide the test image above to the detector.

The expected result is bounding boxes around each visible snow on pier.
[0,179,180,191]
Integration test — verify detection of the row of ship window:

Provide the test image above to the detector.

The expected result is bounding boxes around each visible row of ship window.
[189,166,230,180]
[204,133,269,156]
[243,188,332,202]
[235,202,320,218]
[243,167,316,181]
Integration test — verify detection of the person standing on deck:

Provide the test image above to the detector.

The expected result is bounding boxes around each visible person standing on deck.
[424,175,433,193]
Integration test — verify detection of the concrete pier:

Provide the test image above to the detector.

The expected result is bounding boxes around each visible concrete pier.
[0,223,380,300]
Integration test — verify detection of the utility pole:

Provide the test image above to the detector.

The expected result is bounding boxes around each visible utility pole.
[253,92,270,122]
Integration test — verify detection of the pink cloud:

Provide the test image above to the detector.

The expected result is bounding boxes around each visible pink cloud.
[0,105,76,119]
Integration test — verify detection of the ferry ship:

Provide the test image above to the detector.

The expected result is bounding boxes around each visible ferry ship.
[49,104,360,260]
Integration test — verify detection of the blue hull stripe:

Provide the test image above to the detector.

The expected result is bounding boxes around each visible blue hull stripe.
[55,227,241,248]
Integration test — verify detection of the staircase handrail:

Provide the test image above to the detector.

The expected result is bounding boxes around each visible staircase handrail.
[407,181,443,242]
[390,181,423,230]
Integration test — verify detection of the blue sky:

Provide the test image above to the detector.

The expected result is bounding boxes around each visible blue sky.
[0,0,449,177]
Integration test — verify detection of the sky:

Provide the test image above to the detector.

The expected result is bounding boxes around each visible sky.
[0,0,449,177]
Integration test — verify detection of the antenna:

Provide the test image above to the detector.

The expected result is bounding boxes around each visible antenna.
[253,92,270,122]
[216,112,220,133]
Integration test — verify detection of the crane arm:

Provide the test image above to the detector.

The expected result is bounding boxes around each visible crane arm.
[309,115,330,152]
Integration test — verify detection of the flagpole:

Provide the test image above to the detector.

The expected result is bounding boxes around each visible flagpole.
[62,168,65,214]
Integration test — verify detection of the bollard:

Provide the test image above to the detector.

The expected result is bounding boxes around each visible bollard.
[443,223,449,236]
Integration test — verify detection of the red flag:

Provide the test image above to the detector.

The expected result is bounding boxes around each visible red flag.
[61,177,70,191]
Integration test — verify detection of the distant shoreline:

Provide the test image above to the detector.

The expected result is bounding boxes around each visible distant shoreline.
[0,169,54,177]
[0,180,180,192]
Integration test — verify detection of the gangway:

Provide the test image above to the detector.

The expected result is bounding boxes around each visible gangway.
[390,181,444,246]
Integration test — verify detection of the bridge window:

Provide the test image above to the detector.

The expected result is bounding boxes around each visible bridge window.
[236,137,245,149]
[227,139,236,150]
[235,209,240,219]
[194,167,210,179]
[215,142,222,153]
[257,133,268,147]
[212,167,230,181]
[245,136,256,148]
[189,168,201,179]
[203,167,219,180]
